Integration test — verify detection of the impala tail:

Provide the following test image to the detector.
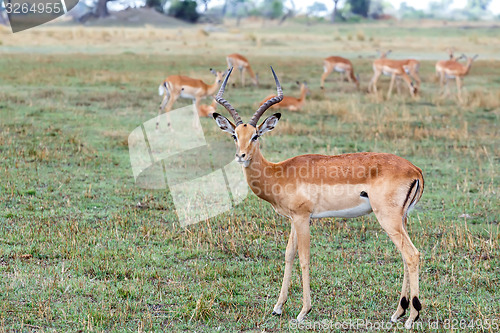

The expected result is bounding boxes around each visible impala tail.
[158,82,169,97]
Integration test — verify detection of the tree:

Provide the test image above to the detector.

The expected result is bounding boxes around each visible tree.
[331,0,340,23]
[169,0,200,22]
[146,0,164,12]
[95,0,109,17]
[307,2,328,16]
[348,0,370,17]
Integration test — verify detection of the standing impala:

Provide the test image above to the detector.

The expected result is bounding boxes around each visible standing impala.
[157,69,225,128]
[368,56,416,99]
[213,67,424,329]
[439,54,478,103]
[259,81,309,111]
[320,56,360,90]
[226,53,259,87]
[435,49,464,93]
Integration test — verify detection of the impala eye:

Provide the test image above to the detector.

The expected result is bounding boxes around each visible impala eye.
[251,135,259,142]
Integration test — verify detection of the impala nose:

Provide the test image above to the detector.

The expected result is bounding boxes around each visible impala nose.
[236,153,246,158]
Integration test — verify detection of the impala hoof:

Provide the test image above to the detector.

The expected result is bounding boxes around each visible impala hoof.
[271,311,282,316]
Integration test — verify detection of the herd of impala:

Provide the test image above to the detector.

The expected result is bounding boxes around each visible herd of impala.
[157,48,478,126]
[154,49,476,329]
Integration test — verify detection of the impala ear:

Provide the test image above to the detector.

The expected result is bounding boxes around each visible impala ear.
[472,54,479,60]
[258,113,281,136]
[210,68,217,76]
[212,113,235,135]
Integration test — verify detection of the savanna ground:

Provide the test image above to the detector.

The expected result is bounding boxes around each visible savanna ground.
[0,19,499,332]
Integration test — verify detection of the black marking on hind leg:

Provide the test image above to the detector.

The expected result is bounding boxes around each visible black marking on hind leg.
[412,296,422,312]
[414,312,420,322]
[401,297,410,309]
[306,308,312,315]
[397,297,409,318]
[402,180,417,208]
[360,191,368,198]
[271,311,282,316]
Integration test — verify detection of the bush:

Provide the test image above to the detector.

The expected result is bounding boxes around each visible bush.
[168,0,199,23]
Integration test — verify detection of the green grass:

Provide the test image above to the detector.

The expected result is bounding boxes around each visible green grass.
[0,22,499,332]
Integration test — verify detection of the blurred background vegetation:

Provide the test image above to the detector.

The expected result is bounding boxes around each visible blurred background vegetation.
[1,0,497,26]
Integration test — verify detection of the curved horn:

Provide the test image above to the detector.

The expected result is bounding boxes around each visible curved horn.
[215,67,243,126]
[249,66,283,127]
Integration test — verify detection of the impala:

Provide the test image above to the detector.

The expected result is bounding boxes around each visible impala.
[320,56,360,90]
[435,49,464,92]
[368,56,416,99]
[259,81,309,111]
[379,50,421,93]
[198,97,217,117]
[213,67,424,329]
[226,53,259,87]
[439,54,478,103]
[157,69,225,128]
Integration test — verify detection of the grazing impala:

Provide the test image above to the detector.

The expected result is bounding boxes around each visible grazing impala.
[198,97,217,117]
[368,56,416,99]
[157,69,225,128]
[226,53,259,86]
[213,67,424,329]
[259,81,309,111]
[379,50,421,92]
[320,56,360,90]
[439,54,478,103]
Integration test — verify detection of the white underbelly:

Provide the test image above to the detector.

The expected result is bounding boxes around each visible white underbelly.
[311,197,372,219]
[334,66,346,73]
[382,71,393,76]
[180,91,195,99]
[445,74,456,79]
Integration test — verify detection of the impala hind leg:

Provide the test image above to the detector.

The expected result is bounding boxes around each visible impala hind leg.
[391,252,410,322]
[157,93,178,130]
[272,225,297,316]
[376,214,421,329]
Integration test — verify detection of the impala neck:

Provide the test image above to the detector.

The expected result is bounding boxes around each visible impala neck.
[242,146,276,203]
[299,86,307,102]
[207,77,221,95]
[463,60,474,75]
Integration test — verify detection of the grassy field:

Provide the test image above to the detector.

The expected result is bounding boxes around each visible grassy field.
[0,20,499,332]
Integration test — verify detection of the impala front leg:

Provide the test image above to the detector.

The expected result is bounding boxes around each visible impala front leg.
[294,215,312,322]
[272,225,297,316]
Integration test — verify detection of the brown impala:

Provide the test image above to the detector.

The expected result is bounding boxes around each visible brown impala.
[212,67,424,329]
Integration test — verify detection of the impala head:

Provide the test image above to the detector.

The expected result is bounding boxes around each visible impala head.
[465,54,479,63]
[212,67,283,167]
[210,68,226,84]
[377,49,392,58]
[447,47,455,60]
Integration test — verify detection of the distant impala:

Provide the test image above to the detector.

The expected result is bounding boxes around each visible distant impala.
[226,53,259,87]
[439,54,478,103]
[157,69,225,128]
[320,56,360,90]
[259,81,309,111]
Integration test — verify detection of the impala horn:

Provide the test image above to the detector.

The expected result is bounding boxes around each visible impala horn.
[215,67,243,126]
[248,66,283,127]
